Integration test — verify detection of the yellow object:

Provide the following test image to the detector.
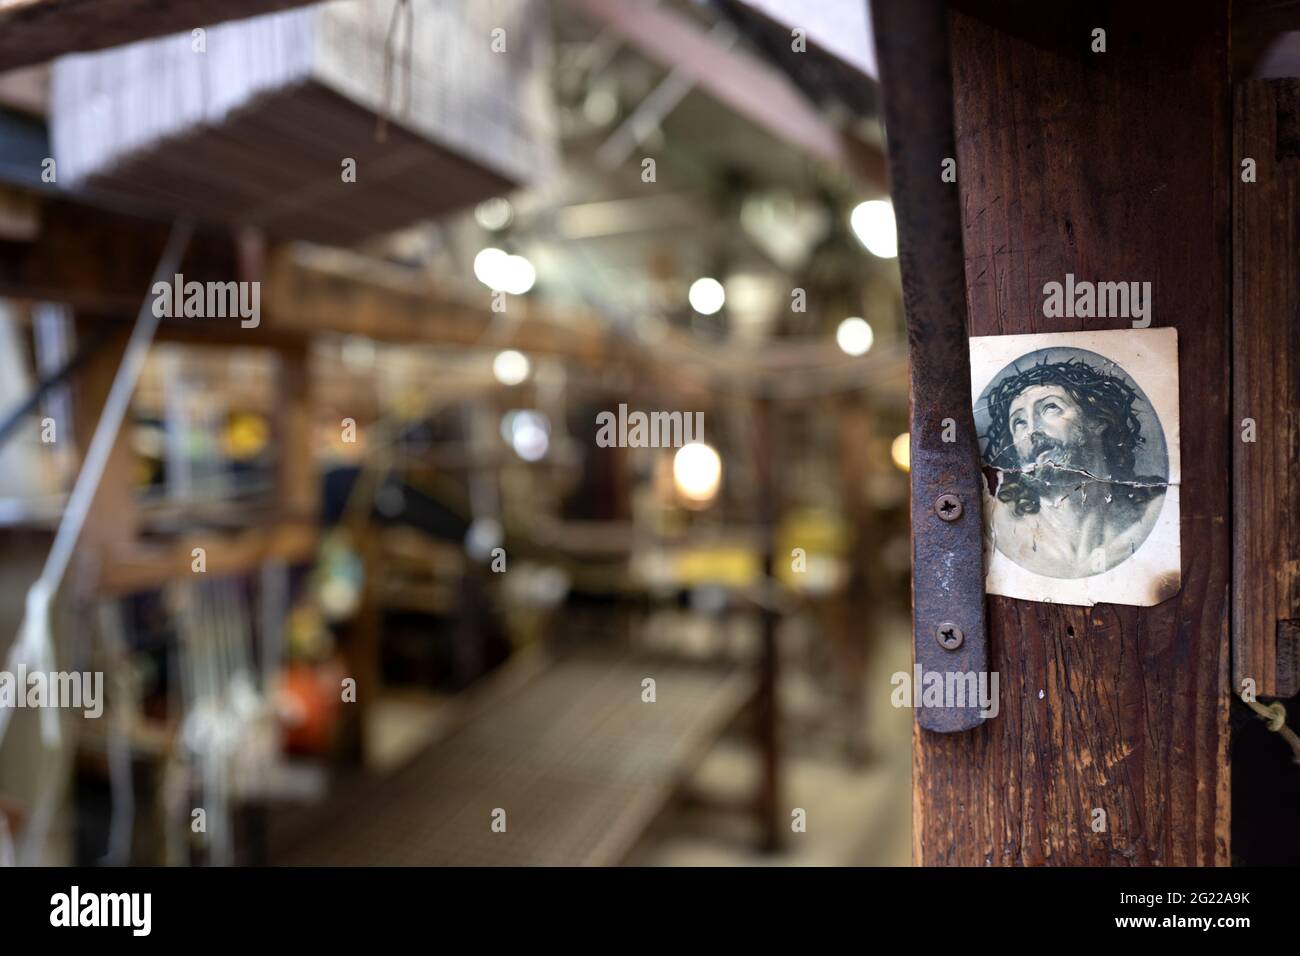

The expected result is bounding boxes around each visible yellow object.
[222,411,270,460]
[673,546,759,588]
[775,507,849,590]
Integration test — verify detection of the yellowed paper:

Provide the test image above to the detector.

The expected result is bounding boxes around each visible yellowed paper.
[970,328,1180,607]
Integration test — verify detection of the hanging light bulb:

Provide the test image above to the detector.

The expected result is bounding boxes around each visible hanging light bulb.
[474,248,536,294]
[673,442,722,503]
[688,277,726,315]
[492,349,531,386]
[836,317,875,356]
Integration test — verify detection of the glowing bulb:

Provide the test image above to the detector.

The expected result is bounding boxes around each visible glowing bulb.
[465,517,504,562]
[493,349,531,386]
[474,248,536,294]
[891,432,911,473]
[501,254,536,295]
[850,200,898,258]
[502,409,549,461]
[474,197,513,231]
[688,277,726,315]
[511,417,549,461]
[673,442,722,503]
[836,317,874,356]
[474,247,507,286]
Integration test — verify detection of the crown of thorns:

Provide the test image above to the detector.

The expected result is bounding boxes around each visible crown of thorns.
[981,357,1146,477]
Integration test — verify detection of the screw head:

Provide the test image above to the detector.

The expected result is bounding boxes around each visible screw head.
[936,622,964,650]
[934,494,962,521]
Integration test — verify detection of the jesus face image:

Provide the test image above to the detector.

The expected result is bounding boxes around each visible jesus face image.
[1008,383,1106,482]
[980,356,1168,579]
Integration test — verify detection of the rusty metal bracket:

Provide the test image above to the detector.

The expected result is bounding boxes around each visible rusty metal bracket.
[871,0,989,732]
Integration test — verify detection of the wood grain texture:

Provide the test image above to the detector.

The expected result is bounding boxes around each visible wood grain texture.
[1233,81,1300,699]
[913,1,1231,866]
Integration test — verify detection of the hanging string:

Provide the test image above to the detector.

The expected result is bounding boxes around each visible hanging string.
[376,0,414,143]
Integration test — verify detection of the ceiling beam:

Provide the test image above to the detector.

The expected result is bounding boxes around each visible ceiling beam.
[0,0,318,71]
[562,0,886,189]
[0,191,905,398]
[264,244,621,364]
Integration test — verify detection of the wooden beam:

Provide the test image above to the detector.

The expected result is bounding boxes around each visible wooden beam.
[71,320,138,555]
[0,199,617,360]
[263,245,620,364]
[0,196,240,314]
[0,194,909,397]
[913,0,1231,866]
[95,520,316,595]
[0,64,47,116]
[272,341,317,522]
[1233,80,1300,699]
[0,0,319,71]
[562,0,886,188]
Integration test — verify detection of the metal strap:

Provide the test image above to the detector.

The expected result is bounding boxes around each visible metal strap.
[870,0,989,732]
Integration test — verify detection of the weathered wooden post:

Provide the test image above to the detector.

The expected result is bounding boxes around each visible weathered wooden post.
[875,0,1232,864]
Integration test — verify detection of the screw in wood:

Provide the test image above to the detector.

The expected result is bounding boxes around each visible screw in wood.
[934,493,962,521]
[936,623,964,650]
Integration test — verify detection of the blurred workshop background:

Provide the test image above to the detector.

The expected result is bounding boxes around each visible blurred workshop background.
[0,0,914,866]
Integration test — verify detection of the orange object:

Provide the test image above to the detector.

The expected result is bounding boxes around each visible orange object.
[278,661,343,755]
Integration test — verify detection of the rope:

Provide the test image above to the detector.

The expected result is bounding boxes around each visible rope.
[376,0,414,144]
[1243,697,1300,764]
